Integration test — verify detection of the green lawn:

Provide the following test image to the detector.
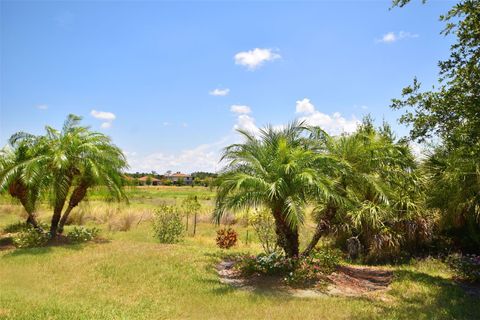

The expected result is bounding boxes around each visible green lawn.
[0,187,478,320]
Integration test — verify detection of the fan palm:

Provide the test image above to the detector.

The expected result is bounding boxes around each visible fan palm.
[214,121,341,257]
[306,120,424,259]
[423,146,480,250]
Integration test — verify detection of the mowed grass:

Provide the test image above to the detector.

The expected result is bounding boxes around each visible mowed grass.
[0,187,479,320]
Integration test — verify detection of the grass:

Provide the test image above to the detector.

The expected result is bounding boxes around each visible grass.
[0,187,479,319]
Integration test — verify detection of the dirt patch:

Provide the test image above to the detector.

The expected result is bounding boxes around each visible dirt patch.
[217,260,393,298]
[326,265,393,297]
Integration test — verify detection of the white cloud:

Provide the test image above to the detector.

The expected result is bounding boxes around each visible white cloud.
[91,110,116,121]
[91,109,116,129]
[234,48,281,70]
[209,88,230,96]
[296,99,359,135]
[182,122,188,128]
[163,122,170,126]
[100,122,112,129]
[230,105,251,114]
[126,137,231,173]
[377,31,419,44]
[36,104,48,110]
[229,104,258,134]
[234,114,258,133]
[295,98,315,114]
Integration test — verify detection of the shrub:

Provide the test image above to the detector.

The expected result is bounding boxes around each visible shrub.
[285,248,341,286]
[13,228,49,248]
[3,221,48,234]
[153,205,184,243]
[446,253,480,283]
[248,208,278,254]
[216,228,238,249]
[236,248,341,286]
[66,226,100,243]
[3,221,29,233]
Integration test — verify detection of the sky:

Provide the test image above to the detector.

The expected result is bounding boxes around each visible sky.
[0,0,455,173]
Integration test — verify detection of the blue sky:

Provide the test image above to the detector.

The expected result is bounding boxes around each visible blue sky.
[0,0,454,173]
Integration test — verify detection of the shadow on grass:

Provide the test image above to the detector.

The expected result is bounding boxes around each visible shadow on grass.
[2,238,110,258]
[365,269,480,320]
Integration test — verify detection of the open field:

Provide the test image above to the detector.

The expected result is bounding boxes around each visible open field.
[0,187,479,320]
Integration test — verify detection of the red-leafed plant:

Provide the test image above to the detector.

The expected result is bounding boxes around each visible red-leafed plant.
[216,228,238,249]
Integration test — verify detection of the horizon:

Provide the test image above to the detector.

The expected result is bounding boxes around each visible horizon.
[1,0,454,173]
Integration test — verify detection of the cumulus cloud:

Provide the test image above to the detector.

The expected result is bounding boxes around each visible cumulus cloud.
[126,137,231,173]
[209,88,230,96]
[36,104,48,110]
[234,48,280,70]
[230,105,251,114]
[295,98,359,135]
[295,98,315,114]
[229,104,258,134]
[234,114,258,133]
[377,31,419,44]
[91,109,116,129]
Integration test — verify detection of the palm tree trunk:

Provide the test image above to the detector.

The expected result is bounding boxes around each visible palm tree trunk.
[50,202,65,237]
[8,180,44,232]
[301,205,337,257]
[58,182,89,234]
[26,213,43,231]
[272,207,299,258]
[57,206,74,234]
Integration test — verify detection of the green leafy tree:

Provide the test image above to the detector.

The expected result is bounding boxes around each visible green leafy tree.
[181,195,201,234]
[146,176,153,186]
[391,0,480,251]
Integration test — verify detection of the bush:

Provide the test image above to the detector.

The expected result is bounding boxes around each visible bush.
[236,248,341,286]
[216,228,238,249]
[153,205,184,243]
[66,226,100,243]
[285,248,341,286]
[3,221,48,234]
[446,253,480,283]
[243,251,293,275]
[13,228,49,248]
[248,208,278,254]
[3,221,29,233]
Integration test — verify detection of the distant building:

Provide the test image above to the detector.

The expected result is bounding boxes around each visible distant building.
[166,172,193,185]
[138,176,161,186]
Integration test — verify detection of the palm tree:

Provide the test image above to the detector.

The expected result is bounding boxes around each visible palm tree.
[214,121,340,257]
[1,115,128,237]
[41,115,128,236]
[304,120,424,259]
[423,146,480,250]
[0,133,49,231]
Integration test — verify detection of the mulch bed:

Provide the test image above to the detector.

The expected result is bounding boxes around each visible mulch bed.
[217,260,394,298]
